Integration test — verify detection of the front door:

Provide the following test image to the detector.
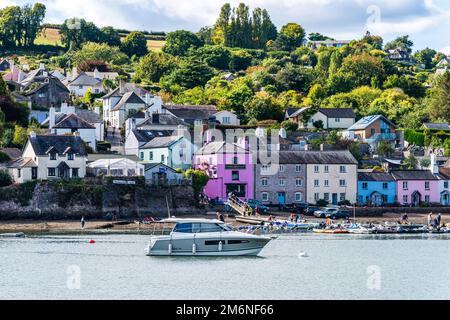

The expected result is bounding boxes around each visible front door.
[31,167,38,180]
[412,191,421,207]
[332,193,338,205]
[277,192,286,205]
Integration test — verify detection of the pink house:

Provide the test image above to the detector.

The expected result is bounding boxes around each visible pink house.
[392,170,440,206]
[194,141,254,201]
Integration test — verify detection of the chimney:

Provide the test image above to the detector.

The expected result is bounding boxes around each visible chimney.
[305,144,309,151]
[49,107,56,130]
[30,131,36,138]
[279,128,287,139]
[39,63,45,71]
[430,154,439,174]
[95,106,100,115]
[94,67,100,79]
[61,102,68,113]
[320,144,324,151]
[152,113,160,124]
[72,67,78,81]
[153,96,163,113]
[177,125,185,137]
[119,79,124,93]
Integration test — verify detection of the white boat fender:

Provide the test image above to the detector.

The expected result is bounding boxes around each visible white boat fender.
[192,243,197,254]
[168,243,173,255]
[218,241,223,252]
[298,252,309,258]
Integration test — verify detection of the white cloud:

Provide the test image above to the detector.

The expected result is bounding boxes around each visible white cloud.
[0,0,18,9]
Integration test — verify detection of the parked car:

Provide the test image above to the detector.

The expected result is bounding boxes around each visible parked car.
[285,203,308,214]
[247,199,270,214]
[305,206,320,216]
[314,207,351,219]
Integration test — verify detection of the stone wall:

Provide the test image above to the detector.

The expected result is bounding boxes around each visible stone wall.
[0,179,203,220]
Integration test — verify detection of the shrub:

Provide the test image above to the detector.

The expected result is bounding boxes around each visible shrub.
[0,170,12,187]
[316,199,329,207]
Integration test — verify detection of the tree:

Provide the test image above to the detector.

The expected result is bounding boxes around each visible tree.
[338,54,386,89]
[403,155,418,170]
[313,120,324,130]
[134,51,178,83]
[163,30,203,57]
[273,23,306,51]
[420,158,431,168]
[83,88,94,107]
[184,169,209,202]
[121,32,148,57]
[377,141,394,157]
[72,42,128,65]
[60,18,104,50]
[281,120,298,132]
[428,72,450,122]
[291,47,317,66]
[229,49,253,71]
[275,63,315,93]
[309,32,333,41]
[413,48,437,69]
[100,26,121,46]
[162,59,214,90]
[190,45,231,70]
[0,170,12,187]
[244,92,283,121]
[12,125,27,147]
[197,26,214,45]
[382,74,425,98]
[385,35,414,53]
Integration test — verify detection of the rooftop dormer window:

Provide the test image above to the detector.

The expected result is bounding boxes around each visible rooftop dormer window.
[49,153,57,161]
[67,153,74,161]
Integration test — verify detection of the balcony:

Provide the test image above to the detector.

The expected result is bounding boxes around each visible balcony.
[365,133,397,144]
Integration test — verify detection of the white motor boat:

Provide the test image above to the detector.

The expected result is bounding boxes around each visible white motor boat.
[146,218,272,256]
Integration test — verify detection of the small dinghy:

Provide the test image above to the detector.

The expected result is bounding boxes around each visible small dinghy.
[313,228,348,234]
[0,232,26,238]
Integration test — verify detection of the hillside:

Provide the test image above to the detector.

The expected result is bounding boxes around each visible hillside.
[35,26,166,52]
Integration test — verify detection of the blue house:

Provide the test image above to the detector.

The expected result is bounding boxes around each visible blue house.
[357,172,397,206]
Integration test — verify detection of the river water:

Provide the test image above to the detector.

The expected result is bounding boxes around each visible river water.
[1,233,449,300]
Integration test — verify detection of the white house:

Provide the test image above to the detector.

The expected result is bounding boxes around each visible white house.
[67,71,104,97]
[5,133,87,183]
[44,104,104,150]
[144,163,185,186]
[304,151,358,205]
[124,129,173,156]
[164,105,240,126]
[139,133,193,170]
[300,108,356,130]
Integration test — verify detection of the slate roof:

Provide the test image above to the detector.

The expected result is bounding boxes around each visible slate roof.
[53,114,96,129]
[196,141,247,155]
[318,108,356,119]
[439,168,450,180]
[74,109,103,124]
[138,113,188,127]
[111,91,146,111]
[132,129,173,143]
[87,154,140,163]
[69,72,102,86]
[422,123,450,131]
[0,148,22,160]
[391,170,438,181]
[286,107,308,119]
[6,157,37,168]
[144,162,180,173]
[348,115,397,131]
[102,84,149,99]
[275,150,358,165]
[29,135,87,156]
[22,77,70,96]
[165,105,218,124]
[358,172,395,182]
[141,136,182,149]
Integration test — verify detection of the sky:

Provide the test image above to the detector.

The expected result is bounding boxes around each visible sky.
[1,0,450,54]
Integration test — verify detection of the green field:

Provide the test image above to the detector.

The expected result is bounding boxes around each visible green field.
[35,27,165,51]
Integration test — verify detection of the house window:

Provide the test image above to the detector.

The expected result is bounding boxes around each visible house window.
[140,152,144,160]
[403,181,408,190]
[314,193,320,201]
[382,182,388,190]
[261,192,269,202]
[38,93,45,98]
[72,168,79,178]
[261,178,268,186]
[149,152,153,161]
[382,195,388,203]
[161,155,165,163]
[17,169,21,178]
[340,165,346,173]
[279,179,285,186]
[232,171,239,181]
[425,181,430,190]
[279,165,285,173]
[335,118,340,123]
[324,180,329,187]
[295,178,303,187]
[339,180,346,187]
[222,117,231,124]
[49,153,56,161]
[295,165,302,173]
[314,179,319,187]
[403,195,408,203]
[340,193,346,202]
[261,165,269,174]
[314,165,319,173]
[295,192,303,202]
[324,166,329,173]
[362,182,368,190]
[233,157,239,165]
[67,153,74,161]
[445,181,449,189]
[425,195,430,203]
[48,168,56,177]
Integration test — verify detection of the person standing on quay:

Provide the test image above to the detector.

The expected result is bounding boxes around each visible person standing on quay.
[81,217,86,229]
[427,212,433,226]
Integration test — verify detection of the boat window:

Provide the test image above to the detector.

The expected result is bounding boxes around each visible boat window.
[228,240,250,245]
[205,240,221,246]
[173,223,193,233]
[192,223,201,233]
[200,223,222,233]
[219,224,232,231]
